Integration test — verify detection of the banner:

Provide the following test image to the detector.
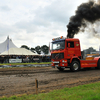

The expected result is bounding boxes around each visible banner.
[9,59,22,63]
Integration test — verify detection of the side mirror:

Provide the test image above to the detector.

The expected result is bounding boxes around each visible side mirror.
[68,43,70,48]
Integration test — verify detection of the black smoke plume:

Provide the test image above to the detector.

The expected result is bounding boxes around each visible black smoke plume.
[67,1,100,38]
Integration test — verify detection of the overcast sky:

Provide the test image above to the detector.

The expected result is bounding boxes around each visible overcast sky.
[0,0,100,51]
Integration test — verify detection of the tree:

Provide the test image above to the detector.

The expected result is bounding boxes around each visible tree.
[41,45,49,54]
[21,45,30,50]
[30,47,35,53]
[35,46,41,54]
[20,44,49,54]
[83,47,96,54]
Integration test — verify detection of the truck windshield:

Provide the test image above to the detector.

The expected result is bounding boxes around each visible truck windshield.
[52,40,65,50]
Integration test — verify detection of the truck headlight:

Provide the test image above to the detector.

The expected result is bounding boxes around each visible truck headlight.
[62,60,64,62]
[62,60,67,63]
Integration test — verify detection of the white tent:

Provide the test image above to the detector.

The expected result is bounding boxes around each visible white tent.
[0,36,17,53]
[0,48,38,55]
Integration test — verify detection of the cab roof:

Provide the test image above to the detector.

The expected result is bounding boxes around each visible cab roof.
[52,38,79,43]
[65,38,79,41]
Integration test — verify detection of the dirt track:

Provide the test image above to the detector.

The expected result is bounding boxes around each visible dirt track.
[1,66,100,97]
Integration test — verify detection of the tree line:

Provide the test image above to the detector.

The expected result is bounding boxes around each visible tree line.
[83,47,97,54]
[20,45,49,54]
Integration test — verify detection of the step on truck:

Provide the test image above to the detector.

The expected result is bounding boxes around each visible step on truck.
[51,36,100,72]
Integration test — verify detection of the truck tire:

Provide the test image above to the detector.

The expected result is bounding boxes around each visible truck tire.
[96,59,100,69]
[70,60,80,72]
[57,67,64,71]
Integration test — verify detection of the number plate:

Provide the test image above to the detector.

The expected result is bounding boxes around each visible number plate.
[55,65,59,67]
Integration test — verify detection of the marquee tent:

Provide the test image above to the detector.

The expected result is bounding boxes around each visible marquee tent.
[0,36,17,53]
[0,48,38,55]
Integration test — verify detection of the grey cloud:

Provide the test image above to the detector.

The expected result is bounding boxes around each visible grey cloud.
[33,17,51,27]
[0,0,83,38]
[14,21,38,33]
[0,25,13,34]
[0,23,20,38]
[13,0,75,34]
[0,5,11,11]
[51,32,59,36]
[33,0,74,26]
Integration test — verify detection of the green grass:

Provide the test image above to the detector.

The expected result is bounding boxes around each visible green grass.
[0,62,51,66]
[1,82,100,100]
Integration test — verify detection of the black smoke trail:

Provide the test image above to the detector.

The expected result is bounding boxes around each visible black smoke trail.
[67,1,100,38]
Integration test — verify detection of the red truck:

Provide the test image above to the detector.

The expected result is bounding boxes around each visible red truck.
[51,36,100,72]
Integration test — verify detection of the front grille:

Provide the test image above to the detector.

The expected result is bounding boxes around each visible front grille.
[51,53,64,59]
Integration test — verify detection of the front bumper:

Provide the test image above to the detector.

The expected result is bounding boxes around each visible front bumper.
[51,60,68,68]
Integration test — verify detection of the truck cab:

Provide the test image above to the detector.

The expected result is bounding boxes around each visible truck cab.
[51,36,100,72]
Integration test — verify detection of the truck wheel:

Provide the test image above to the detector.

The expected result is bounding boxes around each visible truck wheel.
[57,67,64,71]
[96,59,100,69]
[70,60,80,72]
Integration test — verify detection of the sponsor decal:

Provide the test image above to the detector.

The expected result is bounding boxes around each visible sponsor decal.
[81,63,96,65]
[76,43,79,46]
[68,51,74,53]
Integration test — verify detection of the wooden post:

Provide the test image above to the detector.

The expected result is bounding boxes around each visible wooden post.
[35,78,38,94]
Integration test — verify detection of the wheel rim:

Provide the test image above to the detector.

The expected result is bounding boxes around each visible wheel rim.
[73,63,78,70]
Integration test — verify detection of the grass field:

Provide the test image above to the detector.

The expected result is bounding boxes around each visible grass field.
[0,62,51,66]
[0,82,100,100]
